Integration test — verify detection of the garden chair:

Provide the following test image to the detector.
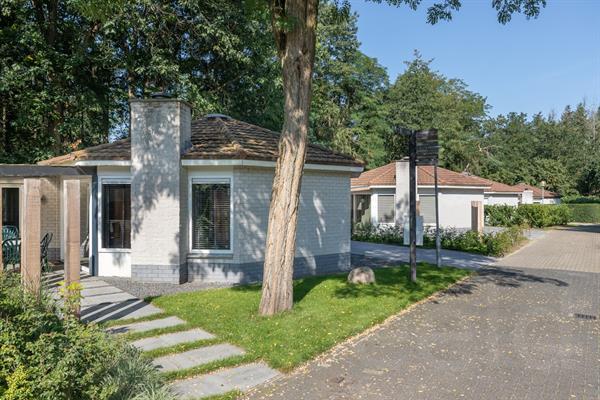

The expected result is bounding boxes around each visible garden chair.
[40,233,53,272]
[2,238,20,271]
[2,225,19,240]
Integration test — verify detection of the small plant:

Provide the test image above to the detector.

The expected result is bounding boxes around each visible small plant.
[58,280,84,318]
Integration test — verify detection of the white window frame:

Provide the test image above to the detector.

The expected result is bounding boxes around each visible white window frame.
[188,175,234,255]
[98,177,132,252]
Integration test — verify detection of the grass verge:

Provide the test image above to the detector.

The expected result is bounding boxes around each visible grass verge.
[152,263,470,372]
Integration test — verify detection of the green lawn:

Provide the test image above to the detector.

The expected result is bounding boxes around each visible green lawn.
[152,263,470,372]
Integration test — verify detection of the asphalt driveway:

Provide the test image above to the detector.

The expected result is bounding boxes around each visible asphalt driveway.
[246,225,600,400]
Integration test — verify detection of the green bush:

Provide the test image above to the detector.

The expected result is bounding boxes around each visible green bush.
[0,273,174,400]
[485,204,571,228]
[567,204,600,223]
[562,195,600,204]
[352,223,526,257]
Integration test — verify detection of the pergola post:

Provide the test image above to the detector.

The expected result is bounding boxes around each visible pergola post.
[21,178,41,293]
[471,200,484,234]
[64,179,81,285]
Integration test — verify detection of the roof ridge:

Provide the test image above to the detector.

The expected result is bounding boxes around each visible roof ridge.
[215,118,248,159]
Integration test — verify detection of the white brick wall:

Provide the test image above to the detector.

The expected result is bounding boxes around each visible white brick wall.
[130,99,190,268]
[233,167,351,264]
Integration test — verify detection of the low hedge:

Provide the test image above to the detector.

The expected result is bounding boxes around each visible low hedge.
[0,273,174,400]
[485,204,571,228]
[352,223,526,257]
[562,195,600,204]
[567,203,600,223]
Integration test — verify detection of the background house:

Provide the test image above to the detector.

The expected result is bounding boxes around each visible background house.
[513,183,561,204]
[351,161,491,229]
[9,97,364,284]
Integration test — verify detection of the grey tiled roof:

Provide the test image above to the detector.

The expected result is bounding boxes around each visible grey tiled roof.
[40,116,361,167]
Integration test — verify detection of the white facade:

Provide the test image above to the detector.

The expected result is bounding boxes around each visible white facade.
[352,185,486,229]
[484,193,521,207]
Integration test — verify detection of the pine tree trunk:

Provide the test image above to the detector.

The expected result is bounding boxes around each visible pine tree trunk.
[259,0,318,316]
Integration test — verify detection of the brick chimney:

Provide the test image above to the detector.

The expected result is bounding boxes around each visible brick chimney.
[129,97,192,283]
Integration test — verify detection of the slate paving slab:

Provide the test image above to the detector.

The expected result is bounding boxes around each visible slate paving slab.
[170,363,280,399]
[131,328,216,352]
[107,316,185,334]
[83,299,163,323]
[153,344,245,372]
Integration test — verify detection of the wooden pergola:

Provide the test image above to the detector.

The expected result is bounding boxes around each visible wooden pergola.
[0,165,90,293]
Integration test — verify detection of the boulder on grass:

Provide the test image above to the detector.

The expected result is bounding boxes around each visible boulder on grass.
[347,267,375,284]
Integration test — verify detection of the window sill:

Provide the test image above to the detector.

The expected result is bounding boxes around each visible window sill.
[187,251,234,259]
[99,248,132,253]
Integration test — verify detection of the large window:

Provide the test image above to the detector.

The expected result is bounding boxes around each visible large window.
[102,184,131,249]
[2,188,19,229]
[377,194,395,223]
[192,180,231,251]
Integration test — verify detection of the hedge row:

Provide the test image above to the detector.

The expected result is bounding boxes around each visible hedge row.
[352,223,526,257]
[567,203,600,223]
[485,204,571,228]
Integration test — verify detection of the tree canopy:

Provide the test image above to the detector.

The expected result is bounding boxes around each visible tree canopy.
[1,0,596,196]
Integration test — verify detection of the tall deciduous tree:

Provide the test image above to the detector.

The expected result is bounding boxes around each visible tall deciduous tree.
[259,0,547,315]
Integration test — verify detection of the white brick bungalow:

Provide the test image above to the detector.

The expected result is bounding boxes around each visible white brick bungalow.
[351,161,491,229]
[2,97,363,284]
[350,162,561,230]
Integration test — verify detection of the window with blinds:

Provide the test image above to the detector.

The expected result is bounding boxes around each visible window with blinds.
[102,184,131,249]
[192,181,231,250]
[419,195,436,224]
[377,195,395,223]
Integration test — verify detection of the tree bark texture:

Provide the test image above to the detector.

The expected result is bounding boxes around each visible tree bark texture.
[259,0,318,316]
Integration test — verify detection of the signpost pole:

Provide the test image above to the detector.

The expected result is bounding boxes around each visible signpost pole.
[409,130,417,283]
[434,161,441,268]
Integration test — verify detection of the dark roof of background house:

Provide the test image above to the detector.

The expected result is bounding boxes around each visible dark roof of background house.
[351,162,492,188]
[39,116,362,167]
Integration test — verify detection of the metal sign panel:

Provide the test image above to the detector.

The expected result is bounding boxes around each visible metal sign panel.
[416,129,439,165]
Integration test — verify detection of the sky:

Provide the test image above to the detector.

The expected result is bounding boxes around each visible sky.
[349,0,600,117]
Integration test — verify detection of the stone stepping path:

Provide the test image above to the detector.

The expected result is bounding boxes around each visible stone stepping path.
[106,296,280,398]
[131,328,215,352]
[170,362,280,399]
[107,316,185,334]
[153,344,245,372]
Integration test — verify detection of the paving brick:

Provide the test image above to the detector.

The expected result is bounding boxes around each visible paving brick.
[131,328,215,352]
[106,316,185,335]
[170,362,280,399]
[153,343,245,372]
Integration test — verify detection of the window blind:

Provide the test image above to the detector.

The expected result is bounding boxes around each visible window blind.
[377,195,395,223]
[192,182,231,250]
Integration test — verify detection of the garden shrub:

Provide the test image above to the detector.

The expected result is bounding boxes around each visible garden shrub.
[485,204,571,228]
[352,223,526,257]
[562,195,600,204]
[0,273,174,400]
[567,204,600,223]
